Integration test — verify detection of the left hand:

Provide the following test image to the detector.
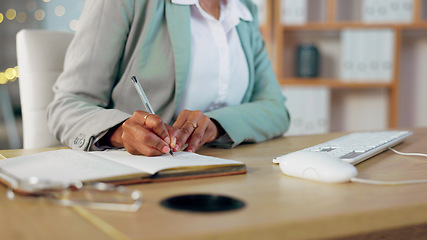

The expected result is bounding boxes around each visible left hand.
[170,110,220,153]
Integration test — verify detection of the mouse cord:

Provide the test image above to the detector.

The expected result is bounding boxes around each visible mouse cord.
[387,147,427,158]
[350,147,427,185]
[350,177,427,185]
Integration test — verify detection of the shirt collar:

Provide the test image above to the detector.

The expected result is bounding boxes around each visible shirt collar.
[171,0,253,22]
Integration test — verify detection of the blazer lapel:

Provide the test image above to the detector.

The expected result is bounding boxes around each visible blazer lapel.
[165,1,191,110]
[236,22,254,103]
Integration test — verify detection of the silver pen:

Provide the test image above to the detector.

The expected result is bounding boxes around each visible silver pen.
[130,76,174,156]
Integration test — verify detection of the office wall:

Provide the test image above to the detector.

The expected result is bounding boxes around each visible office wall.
[0,0,85,149]
[0,0,85,112]
[330,89,388,132]
[284,32,391,132]
[400,34,427,128]
[333,32,427,131]
[42,0,85,32]
[294,11,427,132]
[0,0,41,114]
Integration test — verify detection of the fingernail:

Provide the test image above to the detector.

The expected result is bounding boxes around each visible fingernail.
[174,144,180,152]
[162,146,171,154]
[181,143,189,151]
[165,137,171,145]
[186,147,194,153]
[171,137,176,148]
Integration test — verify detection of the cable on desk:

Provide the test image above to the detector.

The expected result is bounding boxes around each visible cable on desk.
[388,147,427,158]
[350,177,427,185]
[72,206,132,240]
[350,148,427,185]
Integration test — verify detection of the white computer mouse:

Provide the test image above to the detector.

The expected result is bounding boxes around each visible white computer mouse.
[274,151,358,183]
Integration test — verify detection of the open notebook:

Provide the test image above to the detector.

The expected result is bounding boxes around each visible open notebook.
[0,149,246,191]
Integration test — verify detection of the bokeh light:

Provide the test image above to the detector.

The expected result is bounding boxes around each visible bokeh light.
[69,19,79,31]
[5,68,18,81]
[55,5,66,17]
[34,9,46,21]
[16,12,27,23]
[0,73,7,85]
[26,1,37,12]
[1,1,86,85]
[14,66,19,77]
[0,67,19,85]
[6,9,17,20]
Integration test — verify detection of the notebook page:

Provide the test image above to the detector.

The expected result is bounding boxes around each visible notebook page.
[90,150,244,174]
[0,149,146,182]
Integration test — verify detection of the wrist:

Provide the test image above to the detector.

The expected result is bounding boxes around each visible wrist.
[99,124,123,148]
[211,118,225,139]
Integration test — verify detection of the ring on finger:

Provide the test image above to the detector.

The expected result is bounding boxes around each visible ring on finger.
[185,120,198,129]
[143,114,151,125]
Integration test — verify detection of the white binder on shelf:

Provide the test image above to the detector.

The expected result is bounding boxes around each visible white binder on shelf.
[385,0,399,23]
[282,87,330,136]
[376,0,389,23]
[365,29,380,81]
[352,29,368,81]
[396,0,414,23]
[362,0,377,23]
[340,29,355,81]
[377,29,395,82]
[281,0,308,25]
[341,29,394,83]
[365,0,414,23]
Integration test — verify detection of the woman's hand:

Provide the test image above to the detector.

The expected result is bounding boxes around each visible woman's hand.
[170,110,220,153]
[104,111,173,156]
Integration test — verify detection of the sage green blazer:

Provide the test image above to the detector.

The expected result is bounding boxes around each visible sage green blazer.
[47,0,290,150]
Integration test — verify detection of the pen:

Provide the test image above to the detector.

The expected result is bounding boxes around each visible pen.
[131,76,174,156]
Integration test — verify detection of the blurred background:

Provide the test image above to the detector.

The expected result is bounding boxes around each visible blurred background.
[1,0,427,150]
[0,0,85,149]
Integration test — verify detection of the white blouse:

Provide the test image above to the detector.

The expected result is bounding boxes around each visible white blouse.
[172,0,253,117]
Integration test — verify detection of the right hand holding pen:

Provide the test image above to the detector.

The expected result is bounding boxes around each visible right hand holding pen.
[107,111,173,156]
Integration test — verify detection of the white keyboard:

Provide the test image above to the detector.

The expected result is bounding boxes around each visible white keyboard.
[297,131,413,165]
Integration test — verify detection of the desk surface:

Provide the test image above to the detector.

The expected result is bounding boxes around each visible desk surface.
[2,128,427,240]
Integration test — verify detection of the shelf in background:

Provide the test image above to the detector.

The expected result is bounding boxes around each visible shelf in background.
[271,0,427,129]
[279,78,393,89]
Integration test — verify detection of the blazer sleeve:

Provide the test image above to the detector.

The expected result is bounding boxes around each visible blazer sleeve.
[205,1,290,148]
[47,0,135,150]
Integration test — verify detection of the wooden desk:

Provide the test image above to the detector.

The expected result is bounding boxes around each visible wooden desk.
[1,128,427,240]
